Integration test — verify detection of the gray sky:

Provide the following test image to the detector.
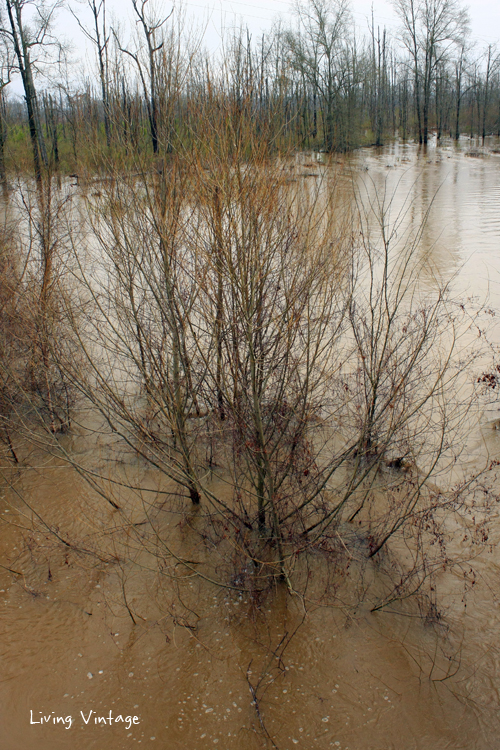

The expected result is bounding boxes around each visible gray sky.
[69,0,500,63]
[6,0,500,96]
[183,0,500,48]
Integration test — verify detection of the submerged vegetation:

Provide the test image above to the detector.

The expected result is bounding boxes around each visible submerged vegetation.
[0,95,493,606]
[0,0,500,745]
[0,0,498,611]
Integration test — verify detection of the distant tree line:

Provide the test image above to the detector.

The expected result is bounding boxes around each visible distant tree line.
[0,0,498,173]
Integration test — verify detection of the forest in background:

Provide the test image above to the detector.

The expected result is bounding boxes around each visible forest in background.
[0,0,498,182]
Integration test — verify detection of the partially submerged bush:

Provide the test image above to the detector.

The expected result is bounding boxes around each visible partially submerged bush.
[0,178,79,453]
[52,127,490,613]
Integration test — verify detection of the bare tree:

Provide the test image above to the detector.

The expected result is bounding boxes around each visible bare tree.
[0,16,13,192]
[1,0,64,180]
[71,0,111,148]
[392,0,469,144]
[284,0,352,151]
[368,14,389,146]
[114,0,172,154]
[452,40,469,140]
[480,44,500,144]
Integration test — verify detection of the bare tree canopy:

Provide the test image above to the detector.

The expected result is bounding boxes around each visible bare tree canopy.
[392,0,470,143]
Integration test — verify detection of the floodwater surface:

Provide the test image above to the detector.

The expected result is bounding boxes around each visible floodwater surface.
[1,136,500,750]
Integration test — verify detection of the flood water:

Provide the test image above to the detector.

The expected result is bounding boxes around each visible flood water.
[2,136,500,750]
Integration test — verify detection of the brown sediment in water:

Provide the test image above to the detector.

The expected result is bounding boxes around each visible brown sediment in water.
[2,137,500,750]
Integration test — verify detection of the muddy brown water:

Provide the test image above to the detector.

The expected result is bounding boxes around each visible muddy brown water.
[2,136,500,750]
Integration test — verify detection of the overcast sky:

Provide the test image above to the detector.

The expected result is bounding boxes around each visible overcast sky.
[183,0,500,48]
[7,0,500,96]
[65,0,500,61]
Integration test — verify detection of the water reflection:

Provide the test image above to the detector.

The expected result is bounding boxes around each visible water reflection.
[2,139,500,750]
[345,136,500,301]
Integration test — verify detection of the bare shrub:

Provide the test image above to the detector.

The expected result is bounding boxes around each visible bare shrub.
[49,113,491,615]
